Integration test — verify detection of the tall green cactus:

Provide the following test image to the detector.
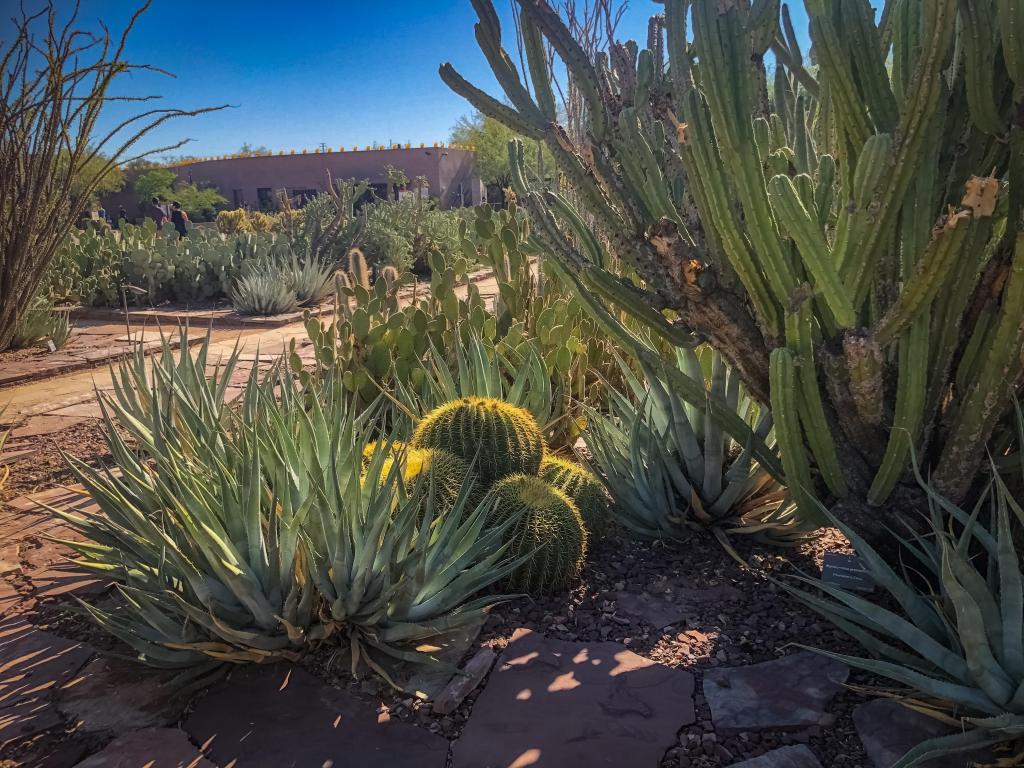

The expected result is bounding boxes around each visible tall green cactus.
[442,0,1024,539]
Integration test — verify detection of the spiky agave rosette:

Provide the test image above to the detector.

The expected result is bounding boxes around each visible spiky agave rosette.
[583,347,802,545]
[46,333,525,687]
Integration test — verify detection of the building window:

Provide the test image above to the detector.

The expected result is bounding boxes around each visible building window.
[232,189,244,208]
[257,188,273,211]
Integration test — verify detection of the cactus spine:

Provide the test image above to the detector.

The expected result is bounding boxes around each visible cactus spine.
[539,454,610,537]
[489,474,587,593]
[411,396,545,485]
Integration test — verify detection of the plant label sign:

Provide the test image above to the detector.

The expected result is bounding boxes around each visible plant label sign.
[821,552,874,593]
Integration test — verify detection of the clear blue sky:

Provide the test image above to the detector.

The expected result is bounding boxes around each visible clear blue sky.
[2,1,810,160]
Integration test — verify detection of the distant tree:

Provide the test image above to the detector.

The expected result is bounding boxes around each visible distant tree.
[450,112,550,189]
[133,169,225,220]
[62,152,124,207]
[238,143,270,154]
[134,168,178,203]
[172,184,226,221]
[0,1,226,350]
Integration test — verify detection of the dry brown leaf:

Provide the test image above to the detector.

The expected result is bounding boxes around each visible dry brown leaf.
[962,176,999,217]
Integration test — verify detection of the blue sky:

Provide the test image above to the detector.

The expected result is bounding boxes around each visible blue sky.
[2,1,810,160]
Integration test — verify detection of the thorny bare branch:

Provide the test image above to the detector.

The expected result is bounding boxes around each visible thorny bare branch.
[0,0,227,349]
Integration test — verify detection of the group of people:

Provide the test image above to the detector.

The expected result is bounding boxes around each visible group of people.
[147,198,190,238]
[91,199,189,238]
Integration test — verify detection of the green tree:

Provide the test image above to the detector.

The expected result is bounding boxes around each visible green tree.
[133,169,225,221]
[173,184,226,221]
[133,168,178,203]
[65,153,124,207]
[450,112,550,188]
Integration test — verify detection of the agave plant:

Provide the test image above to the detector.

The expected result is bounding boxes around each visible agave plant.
[392,328,556,439]
[583,347,804,544]
[229,259,299,316]
[783,450,1024,765]
[10,297,64,349]
[49,334,522,685]
[282,249,336,306]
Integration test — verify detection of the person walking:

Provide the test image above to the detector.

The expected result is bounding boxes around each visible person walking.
[170,201,189,238]
[115,205,128,229]
[148,196,167,227]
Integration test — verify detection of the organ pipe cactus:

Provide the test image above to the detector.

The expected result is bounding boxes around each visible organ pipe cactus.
[442,0,1024,539]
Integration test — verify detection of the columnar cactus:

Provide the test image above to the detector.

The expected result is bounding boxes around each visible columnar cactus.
[442,0,1024,540]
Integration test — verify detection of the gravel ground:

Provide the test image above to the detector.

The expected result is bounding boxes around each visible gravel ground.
[301,524,874,767]
[1,420,111,501]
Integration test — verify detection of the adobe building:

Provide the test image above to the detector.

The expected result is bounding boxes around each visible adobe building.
[103,143,483,216]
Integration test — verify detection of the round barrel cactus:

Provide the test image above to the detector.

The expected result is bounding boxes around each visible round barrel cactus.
[412,397,544,486]
[539,454,610,538]
[489,474,587,594]
[365,443,477,516]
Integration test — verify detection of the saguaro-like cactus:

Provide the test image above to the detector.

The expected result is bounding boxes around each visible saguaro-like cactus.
[442,0,1024,537]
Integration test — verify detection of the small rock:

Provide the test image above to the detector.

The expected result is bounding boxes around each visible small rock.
[703,652,848,734]
[432,648,496,716]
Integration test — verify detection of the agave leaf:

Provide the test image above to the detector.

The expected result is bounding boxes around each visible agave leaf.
[889,726,1005,768]
[799,646,1002,715]
[940,543,1017,706]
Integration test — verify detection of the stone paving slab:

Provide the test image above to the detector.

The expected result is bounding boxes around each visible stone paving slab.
[703,652,848,734]
[58,657,189,736]
[7,415,87,439]
[452,627,695,768]
[0,615,94,757]
[73,727,216,768]
[184,664,448,768]
[730,745,823,767]
[0,616,94,712]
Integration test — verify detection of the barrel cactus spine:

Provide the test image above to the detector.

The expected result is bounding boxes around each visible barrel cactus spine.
[489,473,587,594]
[411,396,545,486]
[539,454,610,537]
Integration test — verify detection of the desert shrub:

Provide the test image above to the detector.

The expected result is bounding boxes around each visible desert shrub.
[215,209,250,234]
